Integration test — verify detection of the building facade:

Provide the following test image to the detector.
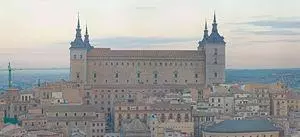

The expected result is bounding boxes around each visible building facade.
[151,119,194,137]
[114,101,192,132]
[69,13,226,91]
[208,92,234,116]
[270,91,288,117]
[44,105,106,137]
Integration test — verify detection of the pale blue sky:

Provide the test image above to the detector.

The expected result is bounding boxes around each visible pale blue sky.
[0,0,300,69]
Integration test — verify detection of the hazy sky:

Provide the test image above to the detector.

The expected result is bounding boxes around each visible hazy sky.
[0,0,300,69]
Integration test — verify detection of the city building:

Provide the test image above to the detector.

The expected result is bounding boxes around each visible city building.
[69,12,226,94]
[270,90,288,117]
[208,91,234,116]
[243,83,287,92]
[203,120,281,137]
[0,88,40,119]
[33,80,83,105]
[164,128,188,137]
[114,101,192,132]
[44,105,106,137]
[287,91,300,112]
[192,110,216,137]
[122,118,151,137]
[27,130,63,137]
[289,111,300,131]
[150,119,194,137]
[69,12,226,134]
[20,107,47,131]
[20,91,33,102]
[232,87,270,120]
[0,124,28,137]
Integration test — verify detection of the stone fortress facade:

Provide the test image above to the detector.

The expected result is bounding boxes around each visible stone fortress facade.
[69,13,226,95]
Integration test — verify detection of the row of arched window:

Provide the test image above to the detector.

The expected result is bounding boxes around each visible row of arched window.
[93,72,200,79]
[93,61,202,67]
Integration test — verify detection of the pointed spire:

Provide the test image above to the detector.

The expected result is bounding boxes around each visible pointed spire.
[77,13,80,29]
[84,23,90,44]
[213,11,216,23]
[84,23,92,49]
[76,13,82,38]
[205,19,208,30]
[205,11,225,44]
[198,19,209,48]
[70,12,85,48]
[203,19,209,40]
[212,11,218,33]
[85,24,88,36]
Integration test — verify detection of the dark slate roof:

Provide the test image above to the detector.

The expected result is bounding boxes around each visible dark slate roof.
[206,31,225,44]
[204,120,280,133]
[70,38,85,48]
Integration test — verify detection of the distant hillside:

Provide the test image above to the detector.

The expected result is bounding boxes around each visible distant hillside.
[0,68,299,91]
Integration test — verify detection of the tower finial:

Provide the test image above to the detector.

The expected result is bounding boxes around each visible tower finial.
[70,12,85,48]
[77,12,80,29]
[84,22,91,48]
[211,11,218,33]
[85,23,88,36]
[213,11,216,23]
[203,19,209,40]
[74,12,83,40]
[205,19,208,30]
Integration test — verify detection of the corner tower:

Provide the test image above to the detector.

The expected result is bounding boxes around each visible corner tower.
[69,14,88,84]
[199,12,226,86]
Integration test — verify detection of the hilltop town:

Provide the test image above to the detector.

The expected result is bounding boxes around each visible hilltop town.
[0,13,299,137]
